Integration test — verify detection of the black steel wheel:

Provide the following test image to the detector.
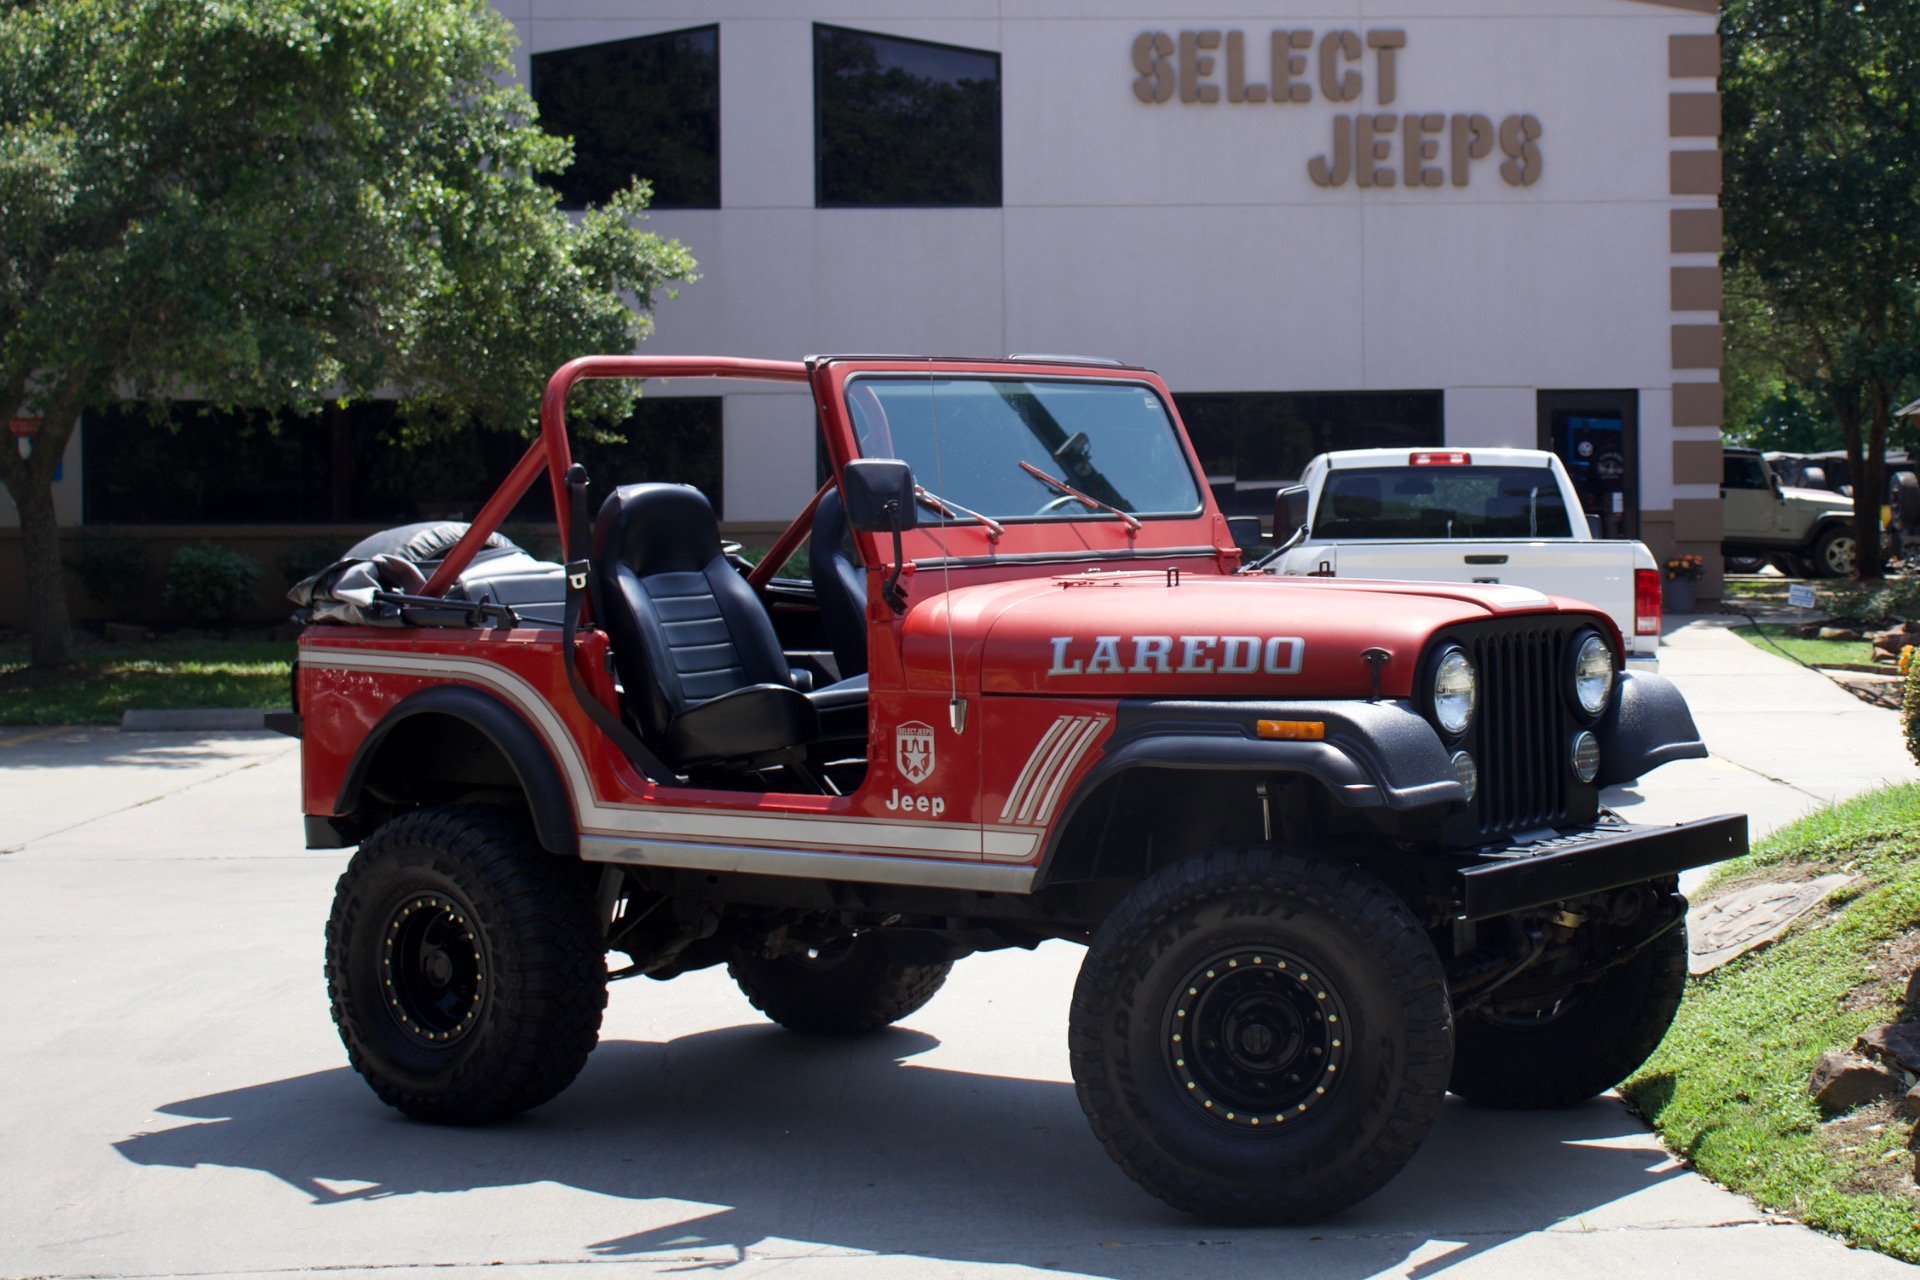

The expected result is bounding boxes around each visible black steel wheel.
[1069,847,1453,1223]
[326,805,606,1124]
[1449,921,1687,1109]
[728,934,952,1035]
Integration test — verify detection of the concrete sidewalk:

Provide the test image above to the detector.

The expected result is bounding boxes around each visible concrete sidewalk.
[1605,615,1918,866]
[1,627,1917,1279]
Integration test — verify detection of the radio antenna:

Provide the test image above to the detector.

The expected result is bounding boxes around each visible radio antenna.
[927,359,965,734]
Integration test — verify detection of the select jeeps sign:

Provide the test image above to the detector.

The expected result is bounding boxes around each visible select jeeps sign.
[1130,28,1543,189]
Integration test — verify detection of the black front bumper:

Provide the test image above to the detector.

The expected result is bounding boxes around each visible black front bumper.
[1457,813,1747,921]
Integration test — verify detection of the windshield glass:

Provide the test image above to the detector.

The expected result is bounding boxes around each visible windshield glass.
[1313,466,1575,539]
[845,376,1203,522]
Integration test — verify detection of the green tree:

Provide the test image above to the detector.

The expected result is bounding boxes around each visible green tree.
[0,0,695,666]
[1722,0,1920,576]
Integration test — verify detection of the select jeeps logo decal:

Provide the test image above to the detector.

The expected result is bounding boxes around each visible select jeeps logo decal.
[1047,634,1306,677]
[895,720,936,784]
[1000,715,1110,826]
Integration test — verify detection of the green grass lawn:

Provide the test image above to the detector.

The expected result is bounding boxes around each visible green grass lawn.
[1727,620,1878,668]
[0,638,294,725]
[1623,784,1920,1261]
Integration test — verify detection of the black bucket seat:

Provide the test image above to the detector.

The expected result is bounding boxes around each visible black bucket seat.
[590,483,866,773]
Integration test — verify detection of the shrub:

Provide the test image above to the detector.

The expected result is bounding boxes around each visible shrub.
[164,542,261,621]
[1822,578,1920,626]
[1904,653,1920,767]
[65,533,149,605]
[276,540,342,589]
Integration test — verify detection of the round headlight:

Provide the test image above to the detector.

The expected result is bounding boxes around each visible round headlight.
[1571,730,1601,783]
[1433,646,1476,736]
[1572,633,1614,717]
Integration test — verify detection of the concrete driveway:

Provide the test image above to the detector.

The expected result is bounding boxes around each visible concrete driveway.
[1,619,1915,1279]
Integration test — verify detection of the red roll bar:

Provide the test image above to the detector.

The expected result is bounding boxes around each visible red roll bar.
[419,356,811,597]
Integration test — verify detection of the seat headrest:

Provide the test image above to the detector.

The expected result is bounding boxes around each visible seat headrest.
[594,483,722,576]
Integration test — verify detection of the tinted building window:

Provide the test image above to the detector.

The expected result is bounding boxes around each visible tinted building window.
[84,399,725,525]
[532,26,720,210]
[1174,392,1444,521]
[814,25,1000,207]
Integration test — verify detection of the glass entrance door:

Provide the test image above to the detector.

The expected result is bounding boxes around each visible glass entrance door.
[1538,391,1639,539]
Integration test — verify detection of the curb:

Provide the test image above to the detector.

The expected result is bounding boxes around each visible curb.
[120,709,273,731]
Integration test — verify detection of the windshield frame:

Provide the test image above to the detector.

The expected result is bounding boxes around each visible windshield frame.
[840,371,1208,527]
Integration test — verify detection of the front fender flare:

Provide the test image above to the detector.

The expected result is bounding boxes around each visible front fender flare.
[1593,669,1708,787]
[1033,698,1464,885]
[333,685,578,857]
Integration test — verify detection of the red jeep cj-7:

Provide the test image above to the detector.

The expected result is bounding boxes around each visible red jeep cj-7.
[290,354,1744,1223]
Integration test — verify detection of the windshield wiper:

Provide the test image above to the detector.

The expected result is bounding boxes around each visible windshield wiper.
[915,485,1005,541]
[1018,461,1143,532]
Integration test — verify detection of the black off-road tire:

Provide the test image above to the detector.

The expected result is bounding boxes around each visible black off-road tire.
[1449,923,1686,1110]
[1069,847,1454,1224]
[325,804,607,1124]
[728,934,952,1035]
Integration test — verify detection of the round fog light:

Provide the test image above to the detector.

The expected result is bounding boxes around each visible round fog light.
[1571,730,1601,784]
[1450,750,1479,802]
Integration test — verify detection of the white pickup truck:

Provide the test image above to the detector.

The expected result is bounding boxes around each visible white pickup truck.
[1255,447,1664,670]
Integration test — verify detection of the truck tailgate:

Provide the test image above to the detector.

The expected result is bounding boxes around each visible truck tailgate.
[1299,541,1646,658]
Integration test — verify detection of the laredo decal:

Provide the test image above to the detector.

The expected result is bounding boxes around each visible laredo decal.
[896,720,936,784]
[1047,634,1305,677]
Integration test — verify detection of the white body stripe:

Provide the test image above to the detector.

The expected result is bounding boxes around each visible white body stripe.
[1001,714,1110,825]
[304,649,1043,875]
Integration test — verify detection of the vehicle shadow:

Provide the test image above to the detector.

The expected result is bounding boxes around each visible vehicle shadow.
[113,1025,1693,1278]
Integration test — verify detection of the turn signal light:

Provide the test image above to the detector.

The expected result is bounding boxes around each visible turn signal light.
[1635,568,1662,635]
[1410,451,1471,466]
[1257,720,1325,741]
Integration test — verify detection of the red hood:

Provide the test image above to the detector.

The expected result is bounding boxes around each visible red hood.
[901,572,1599,699]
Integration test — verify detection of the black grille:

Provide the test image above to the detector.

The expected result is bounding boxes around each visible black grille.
[1459,623,1580,839]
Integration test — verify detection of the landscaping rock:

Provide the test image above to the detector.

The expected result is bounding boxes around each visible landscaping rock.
[1809,1050,1905,1113]
[1856,1023,1920,1073]
[1906,1084,1920,1119]
[102,622,150,643]
[1869,622,1920,662]
[1819,626,1864,642]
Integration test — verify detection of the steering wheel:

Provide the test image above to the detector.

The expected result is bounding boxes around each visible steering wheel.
[1036,494,1081,515]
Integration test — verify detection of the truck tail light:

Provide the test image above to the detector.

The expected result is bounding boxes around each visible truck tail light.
[1635,569,1662,635]
[1410,451,1471,466]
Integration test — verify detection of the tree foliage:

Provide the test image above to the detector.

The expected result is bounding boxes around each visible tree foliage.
[1722,0,1920,576]
[0,0,695,663]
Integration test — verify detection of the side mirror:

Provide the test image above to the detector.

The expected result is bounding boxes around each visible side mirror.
[841,459,917,612]
[1275,485,1310,535]
[1586,514,1602,538]
[1226,516,1264,551]
[841,459,919,534]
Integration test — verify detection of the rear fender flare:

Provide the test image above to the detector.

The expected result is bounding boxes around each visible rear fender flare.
[335,685,578,857]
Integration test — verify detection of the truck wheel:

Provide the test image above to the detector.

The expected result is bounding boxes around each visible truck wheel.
[1724,555,1766,575]
[1449,924,1686,1110]
[1812,525,1858,578]
[325,804,606,1124]
[728,935,952,1034]
[1068,848,1453,1223]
